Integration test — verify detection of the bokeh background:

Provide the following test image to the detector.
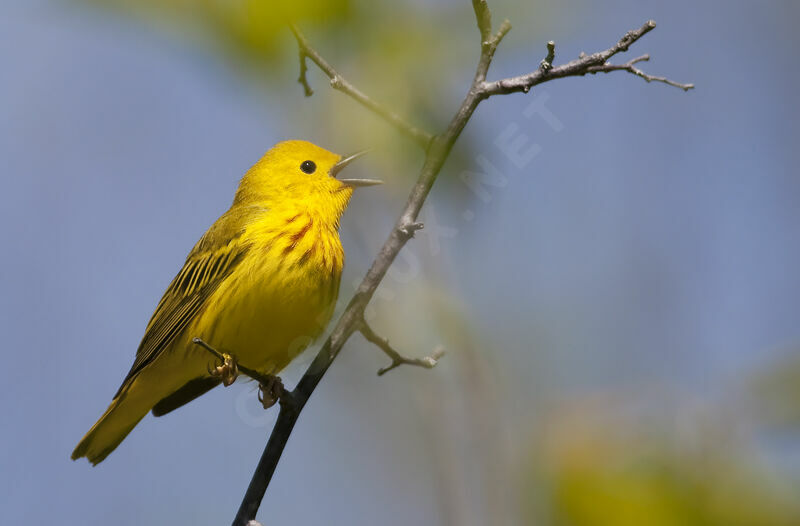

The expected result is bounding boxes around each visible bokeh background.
[2,0,800,524]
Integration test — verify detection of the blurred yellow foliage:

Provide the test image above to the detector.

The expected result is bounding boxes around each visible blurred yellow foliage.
[752,353,800,430]
[84,0,351,59]
[530,397,800,526]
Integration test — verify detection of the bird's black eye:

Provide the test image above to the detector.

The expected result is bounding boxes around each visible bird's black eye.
[300,160,316,174]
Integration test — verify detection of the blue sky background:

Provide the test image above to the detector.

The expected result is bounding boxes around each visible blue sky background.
[2,0,799,524]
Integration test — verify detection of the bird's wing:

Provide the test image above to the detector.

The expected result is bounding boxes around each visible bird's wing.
[114,206,261,397]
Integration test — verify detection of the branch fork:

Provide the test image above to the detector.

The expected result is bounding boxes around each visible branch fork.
[358,319,445,376]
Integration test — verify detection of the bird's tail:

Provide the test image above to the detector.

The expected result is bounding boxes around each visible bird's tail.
[71,384,155,465]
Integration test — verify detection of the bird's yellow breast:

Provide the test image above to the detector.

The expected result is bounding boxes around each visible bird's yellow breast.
[190,208,344,373]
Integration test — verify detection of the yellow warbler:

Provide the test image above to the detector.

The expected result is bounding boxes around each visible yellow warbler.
[72,140,379,465]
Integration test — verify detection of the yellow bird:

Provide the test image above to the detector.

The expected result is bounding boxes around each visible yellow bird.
[72,140,379,465]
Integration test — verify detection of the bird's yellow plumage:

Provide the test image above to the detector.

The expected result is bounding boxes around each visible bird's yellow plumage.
[72,140,378,465]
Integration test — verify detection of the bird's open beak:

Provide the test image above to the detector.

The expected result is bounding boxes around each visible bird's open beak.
[330,150,382,187]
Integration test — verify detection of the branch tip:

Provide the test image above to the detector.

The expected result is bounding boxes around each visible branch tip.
[192,337,223,360]
[492,19,512,46]
[540,40,556,71]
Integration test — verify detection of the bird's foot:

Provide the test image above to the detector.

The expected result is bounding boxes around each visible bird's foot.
[208,352,239,387]
[258,375,285,409]
[194,337,239,387]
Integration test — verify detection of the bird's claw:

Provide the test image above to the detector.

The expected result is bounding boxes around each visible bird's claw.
[208,353,239,387]
[257,375,285,409]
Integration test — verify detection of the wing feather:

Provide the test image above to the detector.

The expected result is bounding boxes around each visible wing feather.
[113,206,263,398]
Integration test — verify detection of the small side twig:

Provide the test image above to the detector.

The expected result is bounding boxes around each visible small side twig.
[586,54,694,91]
[296,50,313,97]
[359,320,445,376]
[539,40,555,71]
[288,24,432,148]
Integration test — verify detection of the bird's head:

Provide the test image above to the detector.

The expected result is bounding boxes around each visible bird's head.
[234,140,380,219]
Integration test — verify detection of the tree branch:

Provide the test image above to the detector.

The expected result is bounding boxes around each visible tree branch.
[585,53,695,90]
[296,48,313,97]
[472,0,493,43]
[232,9,692,526]
[288,24,433,148]
[481,20,694,96]
[358,319,445,376]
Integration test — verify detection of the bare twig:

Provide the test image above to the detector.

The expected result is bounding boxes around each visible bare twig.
[539,40,555,71]
[586,54,695,91]
[472,0,494,43]
[296,49,313,97]
[473,17,512,85]
[288,24,433,148]
[358,320,445,376]
[232,8,692,526]
[481,20,694,96]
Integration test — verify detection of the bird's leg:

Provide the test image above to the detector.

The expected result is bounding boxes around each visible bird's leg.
[257,375,285,409]
[193,337,239,387]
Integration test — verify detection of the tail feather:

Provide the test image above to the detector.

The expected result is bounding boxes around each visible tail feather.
[72,383,158,465]
[73,349,206,464]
